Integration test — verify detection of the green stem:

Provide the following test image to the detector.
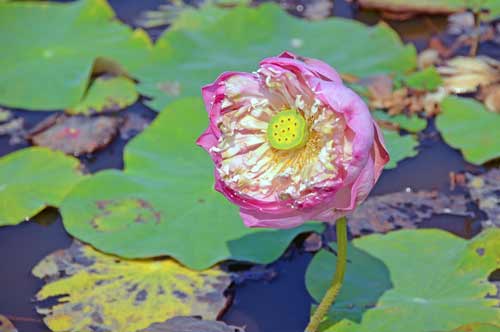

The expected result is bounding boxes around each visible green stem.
[305,217,348,332]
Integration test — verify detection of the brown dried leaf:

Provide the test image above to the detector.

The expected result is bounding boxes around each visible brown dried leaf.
[139,316,244,332]
[348,190,473,236]
[0,315,17,332]
[478,84,500,113]
[438,56,500,94]
[466,169,500,228]
[417,49,441,69]
[303,0,333,20]
[28,114,121,156]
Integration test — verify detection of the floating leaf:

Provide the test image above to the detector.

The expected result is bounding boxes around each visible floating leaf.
[382,129,419,169]
[436,96,500,164]
[29,114,122,156]
[0,315,17,332]
[306,228,500,332]
[348,189,471,236]
[33,241,232,332]
[61,98,322,269]
[0,0,151,110]
[403,66,442,91]
[135,3,416,112]
[139,317,245,332]
[67,76,138,114]
[0,147,83,226]
[466,169,500,228]
[373,110,427,132]
[357,0,500,20]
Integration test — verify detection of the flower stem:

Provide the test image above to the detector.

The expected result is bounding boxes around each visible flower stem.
[305,217,348,332]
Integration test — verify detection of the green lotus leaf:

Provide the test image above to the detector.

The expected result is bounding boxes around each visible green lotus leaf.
[0,0,151,110]
[382,129,419,169]
[0,147,84,226]
[306,228,500,332]
[61,98,322,269]
[436,96,500,165]
[135,3,417,112]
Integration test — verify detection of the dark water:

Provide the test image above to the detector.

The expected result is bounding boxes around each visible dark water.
[0,1,495,332]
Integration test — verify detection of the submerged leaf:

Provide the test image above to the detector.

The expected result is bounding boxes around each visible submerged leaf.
[29,114,121,156]
[60,98,323,269]
[0,0,151,110]
[348,189,471,236]
[139,316,245,332]
[0,315,17,332]
[135,3,416,112]
[466,169,500,228]
[0,147,83,226]
[67,76,138,114]
[437,96,500,164]
[33,242,232,332]
[306,228,500,332]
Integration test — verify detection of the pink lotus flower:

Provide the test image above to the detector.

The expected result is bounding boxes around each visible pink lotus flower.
[197,52,389,229]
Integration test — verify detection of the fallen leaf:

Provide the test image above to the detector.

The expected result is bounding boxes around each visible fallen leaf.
[479,84,500,113]
[33,241,232,332]
[0,315,17,332]
[303,0,333,20]
[357,0,500,20]
[306,228,500,332]
[348,189,472,236]
[417,49,440,69]
[438,56,500,94]
[303,232,323,252]
[29,114,122,156]
[119,112,152,140]
[466,169,500,229]
[0,147,83,226]
[67,76,139,115]
[139,316,245,332]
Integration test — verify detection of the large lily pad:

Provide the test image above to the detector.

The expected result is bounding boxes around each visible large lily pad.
[0,0,151,110]
[33,241,232,332]
[0,147,83,226]
[306,229,500,332]
[135,3,416,112]
[382,129,419,169]
[436,96,500,165]
[61,98,322,269]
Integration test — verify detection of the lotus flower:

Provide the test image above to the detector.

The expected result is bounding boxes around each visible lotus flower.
[197,52,389,229]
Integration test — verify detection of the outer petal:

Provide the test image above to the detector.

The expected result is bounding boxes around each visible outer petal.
[260,51,342,84]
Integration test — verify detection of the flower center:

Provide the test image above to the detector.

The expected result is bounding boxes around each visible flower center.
[267,109,308,150]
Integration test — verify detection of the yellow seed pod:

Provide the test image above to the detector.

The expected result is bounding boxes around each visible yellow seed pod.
[267,109,308,150]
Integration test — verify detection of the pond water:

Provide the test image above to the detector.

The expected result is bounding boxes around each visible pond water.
[0,1,495,331]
